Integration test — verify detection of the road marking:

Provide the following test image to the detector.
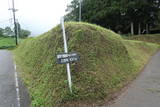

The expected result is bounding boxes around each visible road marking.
[14,63,21,107]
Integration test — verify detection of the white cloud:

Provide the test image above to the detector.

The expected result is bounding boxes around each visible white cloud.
[0,0,72,36]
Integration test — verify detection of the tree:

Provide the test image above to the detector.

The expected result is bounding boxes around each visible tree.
[65,0,130,32]
[66,0,122,30]
[0,28,4,37]
[4,26,14,36]
[65,0,160,35]
[15,22,31,38]
[65,0,80,21]
[20,29,31,38]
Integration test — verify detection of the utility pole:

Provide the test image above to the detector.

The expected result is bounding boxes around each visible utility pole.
[79,0,82,22]
[16,20,19,43]
[9,0,18,45]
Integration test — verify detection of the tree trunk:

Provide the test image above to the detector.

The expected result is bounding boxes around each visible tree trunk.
[138,22,141,35]
[131,22,134,35]
[146,23,149,34]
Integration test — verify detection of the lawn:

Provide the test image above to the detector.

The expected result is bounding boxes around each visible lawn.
[0,36,16,49]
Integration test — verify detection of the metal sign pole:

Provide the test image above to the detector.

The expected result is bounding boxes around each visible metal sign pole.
[60,17,72,93]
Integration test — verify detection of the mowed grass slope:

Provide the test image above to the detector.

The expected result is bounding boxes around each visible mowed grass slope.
[124,40,159,71]
[14,22,160,107]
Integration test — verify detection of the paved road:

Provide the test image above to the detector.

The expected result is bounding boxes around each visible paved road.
[108,51,160,107]
[0,50,30,107]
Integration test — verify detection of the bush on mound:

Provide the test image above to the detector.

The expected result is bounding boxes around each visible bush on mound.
[15,22,137,106]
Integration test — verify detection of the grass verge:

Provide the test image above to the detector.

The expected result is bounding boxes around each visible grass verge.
[126,34,160,44]
[124,40,159,71]
[0,36,16,49]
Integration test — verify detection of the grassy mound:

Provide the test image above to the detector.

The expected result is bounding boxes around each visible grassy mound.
[127,34,160,44]
[14,22,159,107]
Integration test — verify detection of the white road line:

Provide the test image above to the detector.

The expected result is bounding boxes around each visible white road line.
[14,63,21,107]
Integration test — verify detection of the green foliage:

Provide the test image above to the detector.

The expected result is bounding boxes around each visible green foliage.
[0,25,31,38]
[19,29,31,38]
[0,28,4,37]
[14,22,159,106]
[65,0,160,34]
[17,23,31,38]
[3,26,14,36]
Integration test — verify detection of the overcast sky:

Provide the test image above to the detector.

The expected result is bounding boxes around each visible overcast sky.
[0,0,72,36]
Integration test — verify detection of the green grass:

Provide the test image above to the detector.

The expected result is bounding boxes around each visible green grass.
[0,36,16,49]
[126,34,160,44]
[124,40,159,70]
[13,22,160,107]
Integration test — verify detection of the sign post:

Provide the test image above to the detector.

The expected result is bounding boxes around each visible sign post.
[57,52,79,64]
[60,17,72,93]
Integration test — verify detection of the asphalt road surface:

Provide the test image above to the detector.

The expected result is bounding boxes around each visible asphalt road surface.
[108,51,160,107]
[0,50,30,107]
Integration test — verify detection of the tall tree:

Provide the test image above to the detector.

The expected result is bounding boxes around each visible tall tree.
[66,0,160,34]
[15,23,31,38]
[0,28,4,37]
[4,26,14,36]
[20,29,31,38]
